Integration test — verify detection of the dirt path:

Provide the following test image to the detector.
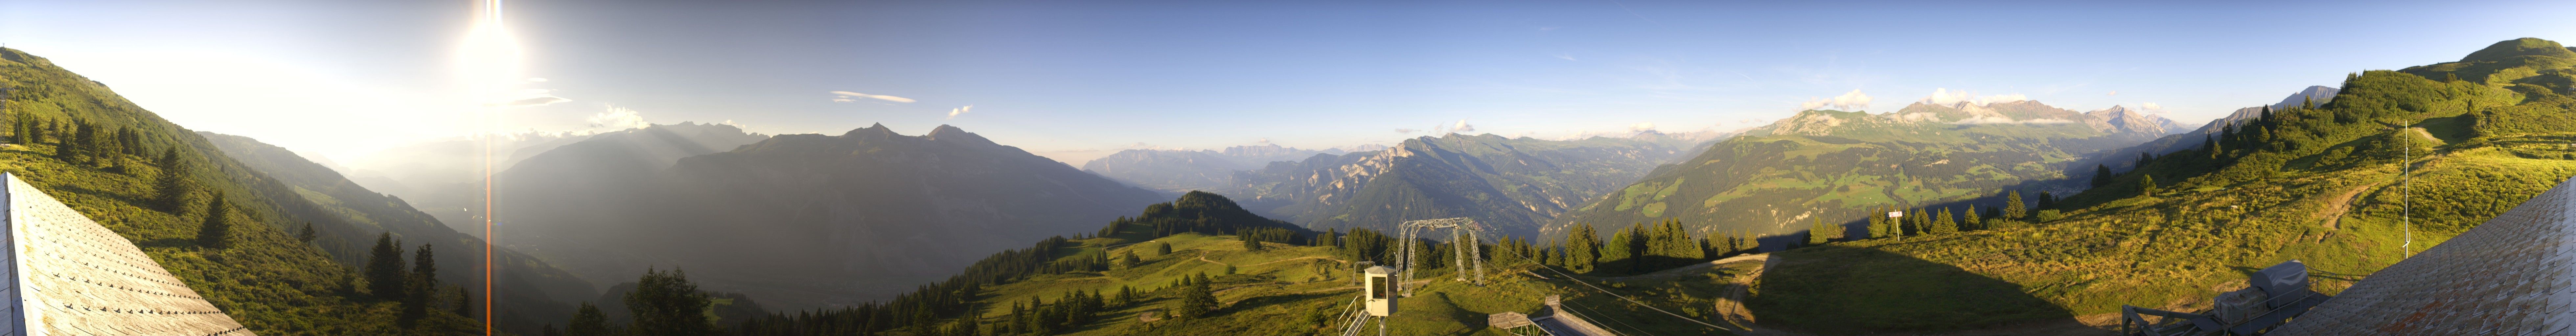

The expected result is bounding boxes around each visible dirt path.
[1243,255,1349,267]
[1601,253,1770,281]
[2318,183,2376,230]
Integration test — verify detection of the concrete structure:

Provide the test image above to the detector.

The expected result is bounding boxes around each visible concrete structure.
[1532,295,1615,336]
[2267,177,2576,335]
[1,173,253,335]
[1362,265,1396,317]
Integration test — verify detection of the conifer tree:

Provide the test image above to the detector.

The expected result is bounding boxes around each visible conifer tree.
[627,268,716,336]
[196,191,233,249]
[566,302,613,336]
[408,243,439,307]
[155,148,195,212]
[2004,191,2027,219]
[1153,242,1171,256]
[1601,224,1637,273]
[2091,164,2114,189]
[453,287,474,316]
[367,233,407,300]
[1175,272,1216,319]
[1806,218,1829,246]
[1930,208,1959,234]
[297,222,317,243]
[1564,224,1600,273]
[2037,192,2057,210]
[2139,175,2158,197]
[1963,204,1982,230]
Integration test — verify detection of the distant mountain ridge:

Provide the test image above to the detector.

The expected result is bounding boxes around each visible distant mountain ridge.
[496,123,1166,310]
[1223,133,1709,236]
[1557,99,2181,237]
[1082,144,1345,192]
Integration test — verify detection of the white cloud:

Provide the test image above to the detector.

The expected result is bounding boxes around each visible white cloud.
[586,105,651,130]
[2141,102,2163,110]
[525,77,549,82]
[1395,128,1419,134]
[2106,91,2119,96]
[1920,88,2027,106]
[831,98,857,103]
[1554,53,1578,61]
[1449,119,1476,134]
[1800,89,1873,111]
[946,105,973,119]
[499,95,570,107]
[1630,122,1656,132]
[828,91,916,103]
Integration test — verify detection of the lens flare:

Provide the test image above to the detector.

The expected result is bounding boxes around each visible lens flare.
[454,1,518,335]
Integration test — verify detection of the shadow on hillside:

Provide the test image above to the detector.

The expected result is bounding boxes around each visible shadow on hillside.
[1745,245,2075,335]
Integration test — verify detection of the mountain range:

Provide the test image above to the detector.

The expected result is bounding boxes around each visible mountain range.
[1213,132,1714,236]
[1556,99,2185,238]
[491,123,1167,310]
[1080,144,1346,192]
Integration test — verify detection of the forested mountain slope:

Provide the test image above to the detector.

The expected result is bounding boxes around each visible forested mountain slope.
[1743,37,2576,334]
[0,47,514,335]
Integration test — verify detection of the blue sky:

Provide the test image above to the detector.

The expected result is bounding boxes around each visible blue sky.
[4,0,2574,165]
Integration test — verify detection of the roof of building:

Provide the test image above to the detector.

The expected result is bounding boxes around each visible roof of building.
[2267,177,2576,335]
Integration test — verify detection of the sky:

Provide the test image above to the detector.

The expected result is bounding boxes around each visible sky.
[4,0,2575,166]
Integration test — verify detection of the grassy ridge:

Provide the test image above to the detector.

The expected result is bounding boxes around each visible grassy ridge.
[1742,38,2576,335]
[0,47,500,334]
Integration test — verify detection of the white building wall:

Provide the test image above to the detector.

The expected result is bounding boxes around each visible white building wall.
[2,174,252,336]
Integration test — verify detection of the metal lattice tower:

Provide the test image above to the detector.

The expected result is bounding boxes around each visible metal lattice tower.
[1397,217,1487,296]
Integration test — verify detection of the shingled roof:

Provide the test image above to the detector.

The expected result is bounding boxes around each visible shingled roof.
[1,173,253,336]
[2267,177,2576,335]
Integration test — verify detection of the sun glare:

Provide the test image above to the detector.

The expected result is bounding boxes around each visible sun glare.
[454,1,519,335]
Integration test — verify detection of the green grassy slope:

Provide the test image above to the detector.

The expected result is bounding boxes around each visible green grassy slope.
[739,192,1749,336]
[956,233,1744,336]
[0,47,499,334]
[1560,102,2170,239]
[200,131,599,332]
[1741,37,2576,335]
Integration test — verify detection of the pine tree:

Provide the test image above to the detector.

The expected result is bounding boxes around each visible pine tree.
[1930,208,1959,234]
[1320,228,1338,247]
[2091,164,2114,189]
[1175,272,1216,319]
[627,268,717,336]
[2139,174,2158,197]
[2037,192,2057,210]
[196,191,234,249]
[1963,204,1983,230]
[155,148,195,212]
[1806,218,1829,246]
[1153,242,1172,256]
[1564,224,1600,273]
[297,222,317,243]
[398,244,438,326]
[410,244,438,299]
[1241,233,1260,251]
[566,302,613,336]
[1601,224,1637,274]
[453,287,472,316]
[367,233,407,300]
[2004,191,2027,219]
